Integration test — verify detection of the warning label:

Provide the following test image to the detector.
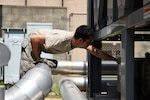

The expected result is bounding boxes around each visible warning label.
[144,6,150,19]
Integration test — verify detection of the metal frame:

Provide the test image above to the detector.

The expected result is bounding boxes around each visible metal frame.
[120,29,134,100]
[87,0,107,99]
[87,0,150,100]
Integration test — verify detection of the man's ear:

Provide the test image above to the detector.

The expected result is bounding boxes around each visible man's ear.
[78,38,83,42]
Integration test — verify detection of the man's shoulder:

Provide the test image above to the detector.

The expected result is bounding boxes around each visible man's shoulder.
[35,29,72,34]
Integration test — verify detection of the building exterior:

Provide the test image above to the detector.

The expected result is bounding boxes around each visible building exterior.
[0,0,88,61]
[1,0,149,60]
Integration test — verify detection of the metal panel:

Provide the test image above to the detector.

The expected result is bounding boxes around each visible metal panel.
[26,22,53,36]
[26,22,53,59]
[4,29,25,84]
[94,3,150,41]
[124,0,143,15]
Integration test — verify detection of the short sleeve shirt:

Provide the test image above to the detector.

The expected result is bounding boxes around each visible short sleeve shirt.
[30,29,74,54]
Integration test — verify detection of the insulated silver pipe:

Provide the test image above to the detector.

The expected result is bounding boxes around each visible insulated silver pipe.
[59,79,87,100]
[52,61,118,75]
[0,86,4,100]
[0,42,11,67]
[60,77,87,91]
[60,76,118,91]
[52,61,87,75]
[0,42,10,100]
[5,63,53,100]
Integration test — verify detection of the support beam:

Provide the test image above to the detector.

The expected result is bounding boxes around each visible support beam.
[120,29,134,100]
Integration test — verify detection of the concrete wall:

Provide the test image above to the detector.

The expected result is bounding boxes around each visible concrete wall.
[63,0,88,61]
[0,5,68,60]
[0,0,62,7]
[1,5,67,29]
[0,0,88,61]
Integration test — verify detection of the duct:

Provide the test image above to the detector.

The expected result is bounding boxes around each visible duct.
[5,63,53,100]
[52,61,118,75]
[0,42,11,67]
[59,77,117,100]
[0,86,4,100]
[59,79,87,100]
[0,42,10,100]
[60,77,87,91]
[60,76,117,91]
[52,61,87,75]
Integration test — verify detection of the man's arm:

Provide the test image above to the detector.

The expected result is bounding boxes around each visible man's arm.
[30,34,45,61]
[86,45,118,62]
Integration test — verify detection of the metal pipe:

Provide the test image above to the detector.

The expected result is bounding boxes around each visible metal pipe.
[5,63,53,100]
[60,77,87,91]
[61,0,64,7]
[52,61,87,75]
[0,86,4,100]
[60,76,118,91]
[0,42,10,100]
[59,79,87,100]
[52,61,118,75]
[0,42,11,67]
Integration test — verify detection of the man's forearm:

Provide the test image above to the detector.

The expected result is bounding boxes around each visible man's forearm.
[87,45,117,61]
[30,36,41,61]
[32,46,41,61]
[30,34,46,61]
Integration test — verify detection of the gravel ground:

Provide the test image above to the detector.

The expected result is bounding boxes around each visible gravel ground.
[44,92,62,100]
[45,98,61,100]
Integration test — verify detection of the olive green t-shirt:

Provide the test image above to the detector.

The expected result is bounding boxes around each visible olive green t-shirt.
[30,29,74,54]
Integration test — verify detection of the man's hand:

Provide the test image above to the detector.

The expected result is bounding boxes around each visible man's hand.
[116,57,121,64]
[35,58,58,68]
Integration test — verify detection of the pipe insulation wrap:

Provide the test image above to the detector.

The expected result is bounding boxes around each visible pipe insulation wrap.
[5,63,53,100]
[52,61,118,75]
[59,79,87,100]
[52,61,87,74]
[60,77,87,91]
[0,42,11,67]
[59,76,118,91]
[0,86,4,100]
[57,61,87,70]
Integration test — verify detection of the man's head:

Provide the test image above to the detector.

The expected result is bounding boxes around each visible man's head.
[72,25,94,48]
[74,25,94,41]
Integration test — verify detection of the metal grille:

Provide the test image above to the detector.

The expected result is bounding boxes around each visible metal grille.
[102,41,121,58]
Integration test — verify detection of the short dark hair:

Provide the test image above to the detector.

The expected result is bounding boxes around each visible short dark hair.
[74,25,94,41]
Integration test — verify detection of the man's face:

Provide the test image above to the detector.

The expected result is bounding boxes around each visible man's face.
[78,37,93,48]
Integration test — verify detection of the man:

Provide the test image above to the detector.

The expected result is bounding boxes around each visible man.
[20,25,119,77]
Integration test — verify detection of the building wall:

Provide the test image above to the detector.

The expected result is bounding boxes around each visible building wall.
[0,5,68,60]
[0,0,124,61]
[0,0,88,61]
[1,6,67,29]
[0,0,62,6]
[63,0,87,61]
